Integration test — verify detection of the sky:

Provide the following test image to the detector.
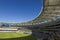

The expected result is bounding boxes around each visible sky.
[0,0,43,23]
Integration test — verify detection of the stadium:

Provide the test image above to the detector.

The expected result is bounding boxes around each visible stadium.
[0,0,60,40]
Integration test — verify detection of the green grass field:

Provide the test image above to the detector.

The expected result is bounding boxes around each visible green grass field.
[0,32,36,40]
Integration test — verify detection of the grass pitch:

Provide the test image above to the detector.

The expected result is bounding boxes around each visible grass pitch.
[0,32,29,39]
[0,32,36,40]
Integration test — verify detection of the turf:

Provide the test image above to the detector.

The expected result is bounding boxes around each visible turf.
[0,32,36,40]
[0,32,28,39]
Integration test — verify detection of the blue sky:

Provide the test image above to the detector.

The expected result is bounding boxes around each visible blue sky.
[0,0,42,23]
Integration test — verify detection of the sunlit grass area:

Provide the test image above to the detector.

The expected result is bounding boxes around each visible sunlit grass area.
[0,32,29,39]
[0,32,36,40]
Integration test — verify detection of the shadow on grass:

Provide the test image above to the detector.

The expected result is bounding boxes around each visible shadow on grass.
[0,35,37,40]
